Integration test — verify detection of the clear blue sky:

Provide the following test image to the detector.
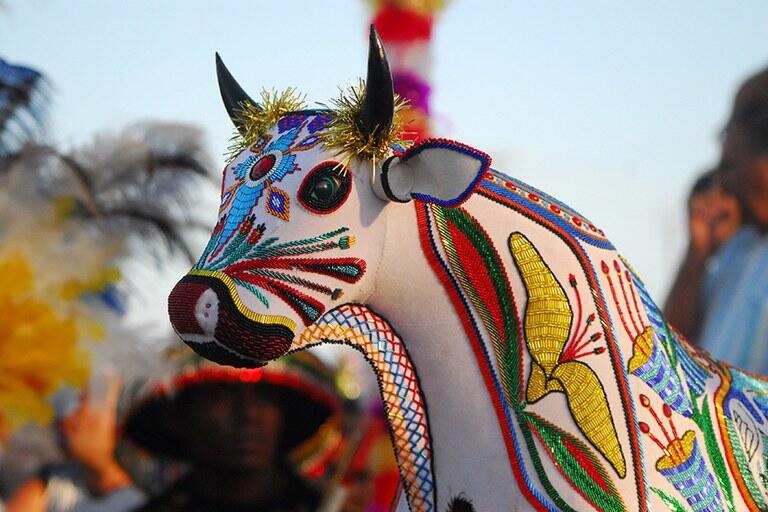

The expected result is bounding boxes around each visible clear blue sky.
[3,0,768,300]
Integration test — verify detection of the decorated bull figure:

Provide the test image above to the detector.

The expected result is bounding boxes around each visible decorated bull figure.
[168,27,768,512]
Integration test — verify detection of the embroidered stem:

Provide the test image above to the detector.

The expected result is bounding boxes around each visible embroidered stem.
[615,260,639,336]
[601,260,633,340]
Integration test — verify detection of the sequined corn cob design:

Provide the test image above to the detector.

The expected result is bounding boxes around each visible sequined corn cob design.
[509,232,626,477]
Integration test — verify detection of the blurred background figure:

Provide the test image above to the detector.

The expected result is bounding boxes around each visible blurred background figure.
[316,398,401,512]
[0,49,219,511]
[367,0,449,143]
[4,378,145,512]
[0,56,47,159]
[122,351,343,512]
[665,65,768,374]
[663,168,743,337]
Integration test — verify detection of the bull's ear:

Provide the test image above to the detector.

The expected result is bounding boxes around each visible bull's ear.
[372,139,490,206]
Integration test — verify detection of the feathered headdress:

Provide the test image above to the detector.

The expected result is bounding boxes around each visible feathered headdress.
[0,121,216,434]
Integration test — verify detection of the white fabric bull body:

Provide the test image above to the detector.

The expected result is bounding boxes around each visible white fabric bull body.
[168,29,768,512]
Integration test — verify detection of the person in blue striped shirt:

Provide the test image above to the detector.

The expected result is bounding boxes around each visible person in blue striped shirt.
[666,65,768,374]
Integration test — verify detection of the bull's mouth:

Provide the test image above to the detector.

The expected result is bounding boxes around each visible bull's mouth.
[168,271,295,368]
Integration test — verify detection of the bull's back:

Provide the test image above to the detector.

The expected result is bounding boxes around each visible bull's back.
[422,169,768,511]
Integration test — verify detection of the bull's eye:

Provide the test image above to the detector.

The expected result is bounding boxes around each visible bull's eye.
[298,162,351,214]
[312,176,340,202]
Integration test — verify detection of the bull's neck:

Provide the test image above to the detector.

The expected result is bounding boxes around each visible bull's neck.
[366,201,522,511]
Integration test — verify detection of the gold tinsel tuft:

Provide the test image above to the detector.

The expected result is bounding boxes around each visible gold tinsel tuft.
[320,80,411,170]
[224,82,411,169]
[225,87,306,159]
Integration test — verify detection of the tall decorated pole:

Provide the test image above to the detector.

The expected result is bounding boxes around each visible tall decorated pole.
[319,4,451,510]
[369,0,448,142]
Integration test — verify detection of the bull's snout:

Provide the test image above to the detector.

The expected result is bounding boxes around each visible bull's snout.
[168,273,295,368]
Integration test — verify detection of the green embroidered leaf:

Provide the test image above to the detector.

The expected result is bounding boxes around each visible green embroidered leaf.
[663,325,679,370]
[725,416,767,509]
[523,411,626,512]
[519,418,577,512]
[433,206,523,406]
[691,391,735,512]
[651,487,686,512]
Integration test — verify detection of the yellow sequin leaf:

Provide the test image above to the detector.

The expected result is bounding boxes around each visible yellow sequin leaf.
[526,361,564,402]
[509,232,572,373]
[509,232,626,478]
[552,361,627,477]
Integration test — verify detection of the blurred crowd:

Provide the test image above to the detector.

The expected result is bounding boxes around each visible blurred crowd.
[1,351,400,512]
[664,64,768,374]
[0,53,401,512]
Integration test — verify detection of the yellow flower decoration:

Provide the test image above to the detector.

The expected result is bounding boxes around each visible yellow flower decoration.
[0,254,91,428]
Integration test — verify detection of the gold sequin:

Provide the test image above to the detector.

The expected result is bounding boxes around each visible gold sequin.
[509,233,571,372]
[656,430,696,471]
[627,326,654,374]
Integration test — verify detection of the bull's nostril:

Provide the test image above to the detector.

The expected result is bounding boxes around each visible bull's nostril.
[195,289,220,336]
[169,272,296,368]
[168,278,211,336]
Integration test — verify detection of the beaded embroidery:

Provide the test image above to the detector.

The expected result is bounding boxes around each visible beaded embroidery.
[264,184,291,221]
[509,233,626,478]
[476,172,652,509]
[483,172,611,249]
[295,305,435,512]
[638,395,723,511]
[195,225,364,326]
[420,203,628,511]
[606,260,694,418]
[174,75,768,510]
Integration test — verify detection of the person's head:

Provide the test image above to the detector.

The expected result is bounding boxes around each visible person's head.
[686,167,743,251]
[689,168,718,203]
[720,66,768,228]
[122,354,342,476]
[171,381,284,471]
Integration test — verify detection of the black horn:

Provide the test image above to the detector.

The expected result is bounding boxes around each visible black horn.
[356,26,395,144]
[215,52,259,134]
